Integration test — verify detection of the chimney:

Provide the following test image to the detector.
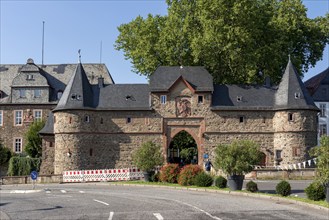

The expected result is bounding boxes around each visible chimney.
[98,76,104,88]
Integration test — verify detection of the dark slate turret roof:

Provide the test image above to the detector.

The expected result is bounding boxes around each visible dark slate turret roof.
[149,66,213,92]
[39,112,54,135]
[274,60,317,110]
[54,63,94,111]
[98,84,150,110]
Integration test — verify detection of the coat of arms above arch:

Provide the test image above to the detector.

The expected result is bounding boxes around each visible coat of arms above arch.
[176,97,191,117]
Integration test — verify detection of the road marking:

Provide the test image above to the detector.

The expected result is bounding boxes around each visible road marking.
[173,199,222,220]
[60,190,67,193]
[79,191,85,193]
[93,199,109,206]
[153,213,163,220]
[108,211,114,220]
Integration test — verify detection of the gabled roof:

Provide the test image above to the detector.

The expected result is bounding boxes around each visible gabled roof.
[54,63,94,111]
[149,66,213,92]
[274,60,317,110]
[98,84,150,110]
[304,67,329,95]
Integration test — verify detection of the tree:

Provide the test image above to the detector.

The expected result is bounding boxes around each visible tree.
[115,0,329,84]
[0,139,12,165]
[132,141,164,172]
[311,136,329,185]
[24,120,45,158]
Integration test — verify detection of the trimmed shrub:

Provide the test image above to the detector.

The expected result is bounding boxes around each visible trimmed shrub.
[194,172,213,187]
[159,163,180,183]
[7,156,41,176]
[305,182,326,201]
[215,176,227,188]
[276,180,291,197]
[246,180,258,193]
[150,171,160,182]
[178,164,203,186]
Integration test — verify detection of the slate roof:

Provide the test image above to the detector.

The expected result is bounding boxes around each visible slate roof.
[274,60,317,110]
[304,67,329,96]
[98,84,150,110]
[149,66,213,92]
[211,85,276,110]
[39,112,54,135]
[0,59,114,104]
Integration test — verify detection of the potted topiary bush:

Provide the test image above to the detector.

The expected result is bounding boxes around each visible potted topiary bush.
[310,136,329,203]
[214,140,262,191]
[132,141,164,181]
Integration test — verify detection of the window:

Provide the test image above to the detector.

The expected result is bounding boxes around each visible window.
[33,110,42,121]
[198,95,203,104]
[294,92,301,99]
[276,150,282,159]
[34,89,41,98]
[19,89,26,98]
[320,124,327,137]
[90,148,93,156]
[0,110,3,126]
[84,115,90,123]
[126,117,132,124]
[69,117,72,124]
[100,118,104,124]
[292,147,300,157]
[57,90,63,100]
[237,96,242,102]
[288,113,294,122]
[160,95,166,104]
[319,104,326,117]
[14,110,23,126]
[26,74,34,80]
[14,138,22,153]
[0,91,3,99]
[239,116,245,123]
[262,117,266,123]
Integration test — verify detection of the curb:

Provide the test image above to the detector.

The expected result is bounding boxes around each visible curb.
[110,183,329,211]
[0,190,43,194]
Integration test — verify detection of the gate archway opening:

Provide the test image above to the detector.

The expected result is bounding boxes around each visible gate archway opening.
[168,130,198,166]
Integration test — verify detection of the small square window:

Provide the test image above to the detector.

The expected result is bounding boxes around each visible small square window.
[294,92,301,99]
[237,96,242,102]
[127,117,132,124]
[100,118,104,124]
[276,150,282,159]
[160,95,167,104]
[288,113,294,122]
[84,115,90,123]
[198,96,203,104]
[239,116,245,123]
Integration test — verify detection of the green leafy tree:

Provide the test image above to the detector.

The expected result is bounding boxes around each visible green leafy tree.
[0,139,12,165]
[310,136,329,185]
[132,141,164,172]
[115,0,329,84]
[170,131,197,163]
[214,140,263,176]
[24,120,45,158]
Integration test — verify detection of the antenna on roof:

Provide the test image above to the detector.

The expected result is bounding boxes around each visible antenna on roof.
[42,21,45,65]
[100,41,102,64]
[78,49,81,63]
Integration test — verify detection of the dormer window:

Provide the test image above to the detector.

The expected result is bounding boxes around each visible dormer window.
[57,90,63,100]
[237,96,242,102]
[160,95,167,104]
[294,92,301,99]
[19,89,26,98]
[26,74,34,80]
[71,94,77,100]
[34,89,41,98]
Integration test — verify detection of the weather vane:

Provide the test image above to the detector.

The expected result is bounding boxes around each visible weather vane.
[78,49,81,63]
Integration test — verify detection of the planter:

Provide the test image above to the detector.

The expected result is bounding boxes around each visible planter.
[227,175,244,191]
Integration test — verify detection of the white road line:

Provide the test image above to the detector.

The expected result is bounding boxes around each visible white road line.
[108,211,114,220]
[79,191,85,193]
[60,190,67,193]
[173,199,222,220]
[93,199,109,206]
[153,213,163,220]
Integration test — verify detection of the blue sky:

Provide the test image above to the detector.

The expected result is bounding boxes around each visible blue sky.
[0,0,328,83]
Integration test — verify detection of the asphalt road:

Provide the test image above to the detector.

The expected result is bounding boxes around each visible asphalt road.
[0,182,328,220]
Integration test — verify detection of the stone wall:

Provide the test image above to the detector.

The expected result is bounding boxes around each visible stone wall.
[0,105,53,152]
